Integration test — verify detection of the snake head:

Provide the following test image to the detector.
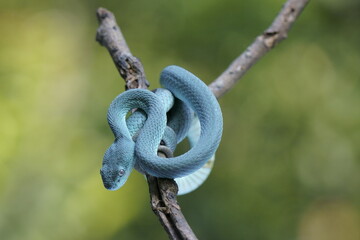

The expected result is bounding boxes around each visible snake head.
[100,136,135,191]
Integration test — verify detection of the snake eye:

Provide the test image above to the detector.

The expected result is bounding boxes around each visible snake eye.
[118,169,125,176]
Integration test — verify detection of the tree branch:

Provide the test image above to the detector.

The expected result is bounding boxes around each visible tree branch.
[96,7,197,240]
[209,0,310,98]
[96,8,149,90]
[148,150,198,240]
[95,0,309,239]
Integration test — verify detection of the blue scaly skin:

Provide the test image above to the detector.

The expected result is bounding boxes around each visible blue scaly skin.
[100,65,223,191]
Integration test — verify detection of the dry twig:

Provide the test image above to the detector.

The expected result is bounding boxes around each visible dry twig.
[209,0,309,98]
[96,8,149,90]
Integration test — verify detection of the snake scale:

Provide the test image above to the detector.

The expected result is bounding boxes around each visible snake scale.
[100,65,223,194]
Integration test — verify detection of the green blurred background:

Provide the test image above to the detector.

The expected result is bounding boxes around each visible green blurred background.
[1,0,359,239]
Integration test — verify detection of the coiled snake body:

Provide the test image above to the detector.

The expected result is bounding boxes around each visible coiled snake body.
[100,66,223,194]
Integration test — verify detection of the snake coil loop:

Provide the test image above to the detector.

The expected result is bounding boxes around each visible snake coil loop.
[100,65,223,194]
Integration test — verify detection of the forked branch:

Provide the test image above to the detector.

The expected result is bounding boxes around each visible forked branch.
[95,0,309,239]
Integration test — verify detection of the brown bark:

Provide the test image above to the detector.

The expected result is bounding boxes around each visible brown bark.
[209,0,309,98]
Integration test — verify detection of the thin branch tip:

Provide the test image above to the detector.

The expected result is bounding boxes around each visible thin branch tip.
[96,7,149,90]
[210,0,309,98]
[96,7,114,22]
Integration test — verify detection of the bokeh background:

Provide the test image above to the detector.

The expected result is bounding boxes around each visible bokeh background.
[1,0,359,239]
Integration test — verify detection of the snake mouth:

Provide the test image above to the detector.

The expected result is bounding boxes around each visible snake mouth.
[101,178,120,191]
[103,183,118,191]
[101,179,115,190]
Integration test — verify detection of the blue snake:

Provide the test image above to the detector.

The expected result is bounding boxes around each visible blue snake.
[100,65,223,194]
